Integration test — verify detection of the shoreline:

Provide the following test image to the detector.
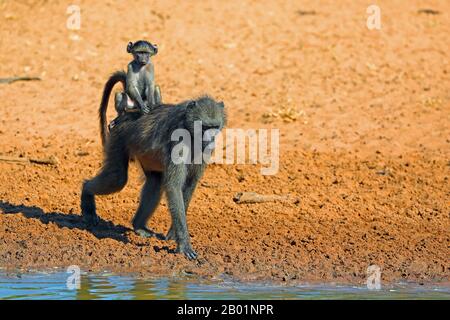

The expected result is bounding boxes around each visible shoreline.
[1,266,449,290]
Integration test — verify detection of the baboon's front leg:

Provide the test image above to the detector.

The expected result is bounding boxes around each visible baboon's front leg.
[184,166,205,211]
[132,171,163,238]
[165,169,197,260]
[166,166,204,241]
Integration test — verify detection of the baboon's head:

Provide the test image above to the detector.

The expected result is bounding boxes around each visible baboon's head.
[185,96,227,151]
[127,40,158,65]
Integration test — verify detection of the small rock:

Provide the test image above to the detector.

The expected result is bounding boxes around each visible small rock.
[418,9,440,15]
[233,192,299,204]
[75,150,89,156]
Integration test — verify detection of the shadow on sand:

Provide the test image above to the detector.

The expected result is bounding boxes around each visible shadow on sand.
[0,201,175,254]
[0,200,133,243]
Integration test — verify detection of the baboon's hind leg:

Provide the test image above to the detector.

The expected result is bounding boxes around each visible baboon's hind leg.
[114,92,125,114]
[81,150,129,226]
[132,171,163,238]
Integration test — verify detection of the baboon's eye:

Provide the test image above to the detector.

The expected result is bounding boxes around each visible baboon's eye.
[187,101,197,108]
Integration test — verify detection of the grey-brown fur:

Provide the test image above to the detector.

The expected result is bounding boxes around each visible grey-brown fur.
[122,40,161,113]
[81,96,226,260]
[98,40,162,145]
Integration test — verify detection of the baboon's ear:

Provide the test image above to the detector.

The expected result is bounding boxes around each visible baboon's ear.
[218,101,224,108]
[187,100,197,108]
[127,42,133,53]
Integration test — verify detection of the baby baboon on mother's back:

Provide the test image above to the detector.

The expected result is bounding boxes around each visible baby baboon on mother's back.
[81,96,226,260]
[99,40,162,143]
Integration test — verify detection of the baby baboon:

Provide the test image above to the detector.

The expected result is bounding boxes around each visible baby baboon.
[81,96,226,260]
[99,40,162,144]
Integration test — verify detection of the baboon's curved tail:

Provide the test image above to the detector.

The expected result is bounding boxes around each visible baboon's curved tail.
[99,71,126,146]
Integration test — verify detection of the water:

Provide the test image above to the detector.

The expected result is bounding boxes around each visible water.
[0,271,448,300]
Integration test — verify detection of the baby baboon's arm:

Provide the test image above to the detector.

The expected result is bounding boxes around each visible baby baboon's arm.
[145,63,156,106]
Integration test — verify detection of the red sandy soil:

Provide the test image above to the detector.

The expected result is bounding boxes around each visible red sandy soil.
[0,0,449,285]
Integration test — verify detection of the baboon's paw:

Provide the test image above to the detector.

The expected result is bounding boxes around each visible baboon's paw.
[177,245,198,260]
[135,228,156,238]
[165,225,176,241]
[184,248,198,260]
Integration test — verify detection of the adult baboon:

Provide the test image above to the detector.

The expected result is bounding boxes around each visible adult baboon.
[81,96,226,260]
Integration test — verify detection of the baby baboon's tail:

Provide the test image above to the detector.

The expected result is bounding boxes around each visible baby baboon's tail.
[99,71,126,146]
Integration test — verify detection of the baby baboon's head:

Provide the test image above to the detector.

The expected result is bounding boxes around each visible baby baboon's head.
[127,40,158,65]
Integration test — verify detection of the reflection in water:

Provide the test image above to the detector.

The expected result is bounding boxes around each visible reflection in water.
[76,275,101,300]
[0,271,449,300]
[130,278,156,300]
[75,274,191,300]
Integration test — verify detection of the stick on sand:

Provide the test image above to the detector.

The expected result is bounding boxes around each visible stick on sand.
[0,76,42,84]
[0,155,59,166]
